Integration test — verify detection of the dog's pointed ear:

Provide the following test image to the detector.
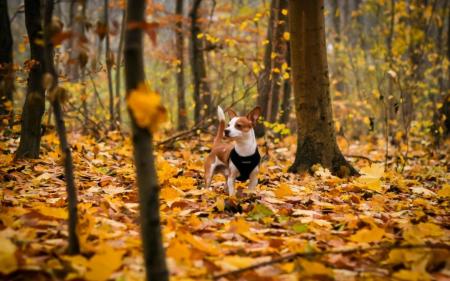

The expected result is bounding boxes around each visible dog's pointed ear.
[226,108,237,119]
[247,106,261,125]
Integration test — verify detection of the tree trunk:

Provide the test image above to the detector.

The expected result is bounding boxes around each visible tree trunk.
[287,0,357,176]
[441,3,450,136]
[176,0,187,130]
[255,0,277,137]
[43,0,80,255]
[124,0,169,280]
[105,0,115,130]
[15,0,46,159]
[190,0,211,123]
[267,0,288,123]
[115,9,126,127]
[0,0,14,124]
[279,42,291,125]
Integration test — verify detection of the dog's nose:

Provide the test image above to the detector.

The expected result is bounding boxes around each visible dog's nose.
[224,129,230,137]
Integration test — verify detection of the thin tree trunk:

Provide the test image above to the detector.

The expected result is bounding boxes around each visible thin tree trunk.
[124,0,169,279]
[287,0,357,176]
[115,9,126,127]
[0,0,14,124]
[190,0,211,123]
[105,0,115,130]
[267,0,288,123]
[279,42,291,125]
[43,0,80,255]
[255,0,277,137]
[15,0,46,159]
[68,0,80,81]
[176,0,187,130]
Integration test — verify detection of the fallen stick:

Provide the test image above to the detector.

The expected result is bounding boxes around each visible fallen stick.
[212,243,450,280]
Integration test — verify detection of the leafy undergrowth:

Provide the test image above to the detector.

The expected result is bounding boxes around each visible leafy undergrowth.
[0,131,449,281]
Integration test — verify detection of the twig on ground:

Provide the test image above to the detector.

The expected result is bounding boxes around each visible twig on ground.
[345,154,382,164]
[212,243,450,280]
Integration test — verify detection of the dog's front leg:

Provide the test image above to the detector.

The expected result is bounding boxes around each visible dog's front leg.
[226,176,235,196]
[248,167,259,191]
[227,162,239,196]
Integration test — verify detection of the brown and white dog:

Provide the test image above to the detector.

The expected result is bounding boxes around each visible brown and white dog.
[204,106,262,196]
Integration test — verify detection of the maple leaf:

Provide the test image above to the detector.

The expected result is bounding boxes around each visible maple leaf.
[349,225,385,243]
[126,83,167,133]
[299,259,334,277]
[85,246,125,281]
[0,235,18,275]
[274,183,294,198]
[167,239,191,262]
[437,184,450,197]
[403,222,444,243]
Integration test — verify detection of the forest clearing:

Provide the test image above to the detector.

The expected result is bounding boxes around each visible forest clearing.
[0,0,449,280]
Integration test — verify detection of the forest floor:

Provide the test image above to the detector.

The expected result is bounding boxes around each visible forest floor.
[0,130,449,281]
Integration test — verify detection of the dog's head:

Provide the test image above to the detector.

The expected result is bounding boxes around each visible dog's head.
[224,106,261,139]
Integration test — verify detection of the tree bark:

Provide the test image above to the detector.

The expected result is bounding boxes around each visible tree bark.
[15,0,46,159]
[287,0,357,176]
[43,0,80,255]
[176,0,187,130]
[0,0,14,124]
[267,0,288,123]
[125,0,169,280]
[115,9,126,126]
[279,42,291,125]
[105,0,115,130]
[255,0,277,137]
[190,0,211,123]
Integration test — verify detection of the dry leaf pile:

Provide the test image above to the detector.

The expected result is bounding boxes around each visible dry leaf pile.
[0,131,449,280]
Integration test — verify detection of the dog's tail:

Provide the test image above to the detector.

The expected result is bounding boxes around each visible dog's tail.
[214,106,226,146]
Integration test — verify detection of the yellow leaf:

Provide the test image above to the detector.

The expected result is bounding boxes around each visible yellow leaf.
[85,246,125,281]
[350,226,385,243]
[274,183,294,198]
[216,196,225,212]
[229,217,250,233]
[283,32,290,41]
[282,72,290,80]
[160,187,184,206]
[403,222,444,243]
[299,259,333,277]
[167,239,191,262]
[218,256,255,270]
[180,232,221,256]
[281,9,288,16]
[34,205,68,219]
[126,83,167,133]
[360,163,384,178]
[187,215,202,229]
[0,236,18,275]
[437,184,450,197]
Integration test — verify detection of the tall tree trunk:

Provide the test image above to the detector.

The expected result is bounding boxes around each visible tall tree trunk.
[43,0,80,255]
[279,42,291,125]
[190,0,211,123]
[0,0,14,124]
[125,0,169,279]
[176,0,187,130]
[255,0,277,137]
[15,0,46,159]
[115,9,126,127]
[267,0,288,123]
[441,3,450,136]
[105,0,115,130]
[287,0,357,176]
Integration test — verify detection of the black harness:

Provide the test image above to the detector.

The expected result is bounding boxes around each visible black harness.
[230,148,261,181]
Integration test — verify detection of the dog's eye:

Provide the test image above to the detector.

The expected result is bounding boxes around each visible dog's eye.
[235,124,241,129]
